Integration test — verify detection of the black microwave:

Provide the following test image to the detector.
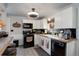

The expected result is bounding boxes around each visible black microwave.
[23,23,33,29]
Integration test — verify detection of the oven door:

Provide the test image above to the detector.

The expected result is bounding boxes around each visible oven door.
[23,35,34,48]
[23,23,33,29]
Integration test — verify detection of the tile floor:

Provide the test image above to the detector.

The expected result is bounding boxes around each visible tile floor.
[16,46,49,56]
[16,47,39,56]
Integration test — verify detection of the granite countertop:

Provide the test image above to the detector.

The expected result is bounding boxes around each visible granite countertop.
[0,37,12,55]
[38,34,76,43]
[0,37,11,47]
[34,33,50,34]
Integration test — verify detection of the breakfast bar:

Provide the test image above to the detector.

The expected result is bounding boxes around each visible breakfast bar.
[0,37,12,56]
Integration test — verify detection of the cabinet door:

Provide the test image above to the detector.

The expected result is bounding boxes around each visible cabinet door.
[23,20,44,29]
[33,20,37,29]
[39,20,43,29]
[54,7,76,29]
[66,41,76,56]
[43,19,48,29]
[34,35,40,46]
[54,13,61,29]
[40,36,51,55]
[40,36,45,49]
[45,38,51,55]
[61,7,73,28]
[37,35,41,46]
[33,20,41,29]
[34,35,38,46]
[23,20,33,23]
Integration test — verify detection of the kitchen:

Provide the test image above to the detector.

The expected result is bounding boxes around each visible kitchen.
[0,3,79,56]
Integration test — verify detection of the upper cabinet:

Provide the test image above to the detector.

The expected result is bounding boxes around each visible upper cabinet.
[33,19,48,29]
[42,19,48,29]
[33,20,43,29]
[23,19,44,29]
[23,20,33,23]
[54,7,77,29]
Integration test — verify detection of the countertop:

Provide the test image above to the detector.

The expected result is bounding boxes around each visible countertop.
[0,37,12,55]
[36,34,76,43]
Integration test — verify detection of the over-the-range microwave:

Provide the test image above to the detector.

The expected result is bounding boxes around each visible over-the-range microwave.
[23,23,33,29]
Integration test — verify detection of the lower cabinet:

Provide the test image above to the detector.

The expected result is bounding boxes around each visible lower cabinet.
[34,34,42,47]
[40,36,51,55]
[45,38,51,55]
[66,40,76,56]
[34,34,40,46]
[34,34,76,56]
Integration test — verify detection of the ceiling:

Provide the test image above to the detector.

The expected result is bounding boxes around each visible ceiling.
[5,3,72,18]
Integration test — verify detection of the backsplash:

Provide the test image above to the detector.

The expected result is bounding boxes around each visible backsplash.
[32,29,45,34]
[53,28,76,39]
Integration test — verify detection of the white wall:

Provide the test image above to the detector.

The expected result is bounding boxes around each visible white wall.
[8,16,26,45]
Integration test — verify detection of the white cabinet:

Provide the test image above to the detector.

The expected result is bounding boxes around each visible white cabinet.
[33,19,48,29]
[33,20,38,29]
[40,36,51,55]
[23,20,33,23]
[40,20,44,29]
[40,36,44,48]
[23,19,44,29]
[61,7,76,28]
[40,36,45,49]
[45,37,51,55]
[75,8,79,56]
[34,34,40,46]
[54,7,77,29]
[33,20,43,29]
[38,35,42,46]
[54,13,62,29]
[66,40,76,56]
[34,34,42,47]
[42,19,48,29]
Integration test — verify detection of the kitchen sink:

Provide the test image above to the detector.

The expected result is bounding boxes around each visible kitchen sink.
[43,34,60,39]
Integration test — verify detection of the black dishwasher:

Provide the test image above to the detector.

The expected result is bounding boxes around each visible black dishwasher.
[51,39,66,56]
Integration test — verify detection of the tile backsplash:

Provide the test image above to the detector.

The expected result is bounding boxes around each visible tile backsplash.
[52,28,76,38]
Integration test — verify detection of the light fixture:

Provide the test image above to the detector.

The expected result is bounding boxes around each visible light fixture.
[47,18,51,23]
[47,18,55,28]
[0,20,5,28]
[27,8,39,18]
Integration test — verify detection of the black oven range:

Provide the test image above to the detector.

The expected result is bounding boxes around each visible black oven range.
[23,31,34,48]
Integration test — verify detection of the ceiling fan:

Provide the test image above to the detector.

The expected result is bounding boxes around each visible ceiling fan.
[27,8,45,20]
[27,8,39,18]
